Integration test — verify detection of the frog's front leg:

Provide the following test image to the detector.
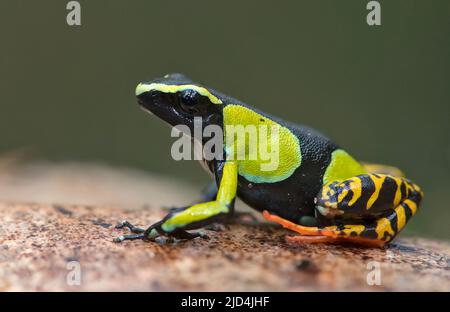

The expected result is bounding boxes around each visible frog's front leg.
[264,174,423,247]
[114,161,238,242]
[161,182,217,215]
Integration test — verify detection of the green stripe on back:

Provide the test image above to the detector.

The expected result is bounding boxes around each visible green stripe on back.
[323,149,366,185]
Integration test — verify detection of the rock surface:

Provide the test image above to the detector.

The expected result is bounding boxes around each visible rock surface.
[0,161,448,291]
[0,202,449,291]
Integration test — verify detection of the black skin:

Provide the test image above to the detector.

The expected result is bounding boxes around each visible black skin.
[117,73,340,242]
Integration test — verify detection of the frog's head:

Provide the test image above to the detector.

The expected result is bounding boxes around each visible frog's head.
[135,73,225,131]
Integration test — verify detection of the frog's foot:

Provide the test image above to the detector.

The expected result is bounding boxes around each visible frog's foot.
[114,233,145,243]
[115,162,237,243]
[262,210,387,248]
[115,220,145,233]
[114,220,146,243]
[113,217,210,243]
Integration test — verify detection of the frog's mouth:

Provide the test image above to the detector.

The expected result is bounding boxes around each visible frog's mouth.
[136,90,158,114]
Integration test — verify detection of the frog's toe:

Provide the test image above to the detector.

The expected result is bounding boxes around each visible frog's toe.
[115,220,145,233]
[262,210,322,236]
[113,233,145,243]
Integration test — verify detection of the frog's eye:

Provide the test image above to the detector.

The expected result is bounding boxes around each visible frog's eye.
[179,89,199,107]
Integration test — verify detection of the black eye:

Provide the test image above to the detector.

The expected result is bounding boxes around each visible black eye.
[180,89,199,106]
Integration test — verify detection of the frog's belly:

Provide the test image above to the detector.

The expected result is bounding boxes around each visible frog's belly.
[236,175,318,223]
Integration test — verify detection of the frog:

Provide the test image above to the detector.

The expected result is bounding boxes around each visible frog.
[114,73,423,247]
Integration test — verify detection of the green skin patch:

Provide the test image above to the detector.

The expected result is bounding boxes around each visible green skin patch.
[322,149,367,185]
[223,104,302,183]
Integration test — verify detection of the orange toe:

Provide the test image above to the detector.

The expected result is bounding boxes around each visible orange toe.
[263,210,322,236]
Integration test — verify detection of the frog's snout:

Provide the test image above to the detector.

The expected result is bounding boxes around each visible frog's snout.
[135,82,158,111]
[135,83,149,98]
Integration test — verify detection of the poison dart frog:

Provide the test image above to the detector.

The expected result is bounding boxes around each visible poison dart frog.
[114,73,423,247]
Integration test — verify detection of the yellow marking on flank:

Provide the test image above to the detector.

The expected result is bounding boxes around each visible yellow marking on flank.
[404,182,415,199]
[341,225,365,237]
[135,83,223,104]
[393,177,403,207]
[395,205,407,231]
[323,149,366,185]
[375,217,395,240]
[404,199,418,215]
[348,178,362,206]
[337,187,349,204]
[366,175,385,210]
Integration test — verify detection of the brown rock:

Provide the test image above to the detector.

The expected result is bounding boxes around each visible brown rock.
[0,202,448,291]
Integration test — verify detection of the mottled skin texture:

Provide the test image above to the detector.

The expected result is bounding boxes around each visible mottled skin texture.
[116,73,423,247]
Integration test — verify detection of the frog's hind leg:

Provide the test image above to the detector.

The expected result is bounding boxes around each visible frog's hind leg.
[263,174,423,247]
[263,209,407,248]
[315,174,423,247]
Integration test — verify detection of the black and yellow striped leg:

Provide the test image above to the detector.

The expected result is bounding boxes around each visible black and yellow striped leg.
[264,174,423,247]
[115,161,238,242]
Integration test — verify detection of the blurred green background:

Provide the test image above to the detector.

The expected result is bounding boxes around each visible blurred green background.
[0,1,448,239]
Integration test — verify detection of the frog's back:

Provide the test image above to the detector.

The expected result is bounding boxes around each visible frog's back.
[222,102,348,221]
